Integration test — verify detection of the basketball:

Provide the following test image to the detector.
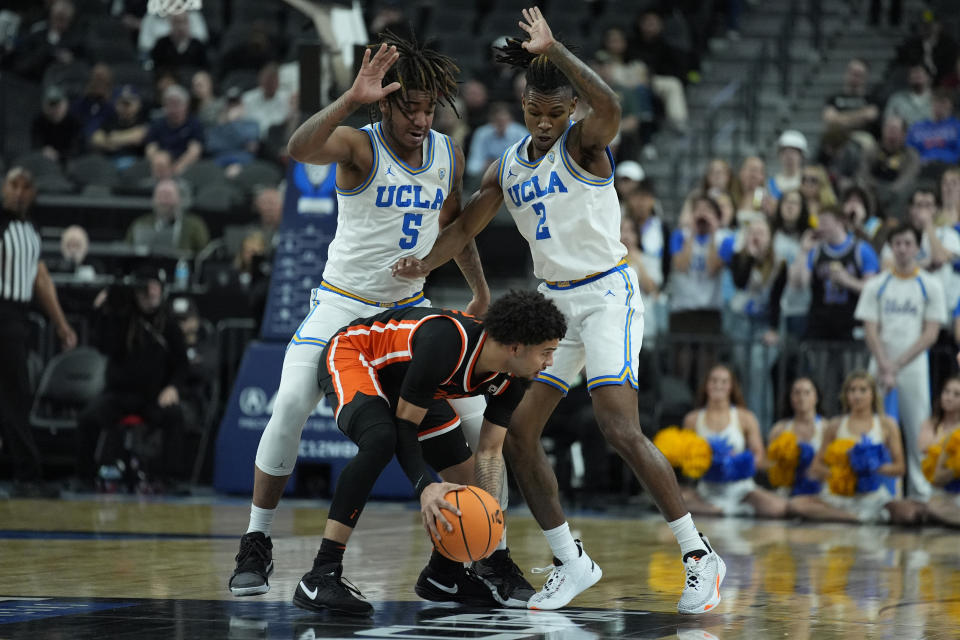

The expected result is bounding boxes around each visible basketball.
[433,486,504,563]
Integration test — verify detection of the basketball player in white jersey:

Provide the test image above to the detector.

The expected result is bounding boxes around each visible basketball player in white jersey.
[394,7,725,613]
[856,222,947,499]
[228,32,530,607]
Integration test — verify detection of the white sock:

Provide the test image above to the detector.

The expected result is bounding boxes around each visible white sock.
[668,513,703,556]
[543,522,578,563]
[497,527,507,551]
[246,504,276,536]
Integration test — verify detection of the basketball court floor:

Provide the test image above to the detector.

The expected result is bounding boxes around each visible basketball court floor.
[1,495,958,639]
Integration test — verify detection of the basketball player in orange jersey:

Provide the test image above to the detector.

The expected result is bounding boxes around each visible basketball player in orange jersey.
[394,7,725,612]
[292,291,567,615]
[228,31,526,604]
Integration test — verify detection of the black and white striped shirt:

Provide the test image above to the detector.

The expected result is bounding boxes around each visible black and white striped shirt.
[0,211,41,304]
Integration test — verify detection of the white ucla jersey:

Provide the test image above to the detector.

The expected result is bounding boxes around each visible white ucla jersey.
[498,123,626,281]
[323,122,455,302]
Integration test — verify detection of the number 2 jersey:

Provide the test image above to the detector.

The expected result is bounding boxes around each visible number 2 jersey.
[497,122,626,281]
[323,123,456,302]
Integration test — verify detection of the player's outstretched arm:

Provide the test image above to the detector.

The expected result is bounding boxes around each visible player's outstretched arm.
[440,143,491,315]
[519,6,620,149]
[287,43,400,166]
[392,158,505,279]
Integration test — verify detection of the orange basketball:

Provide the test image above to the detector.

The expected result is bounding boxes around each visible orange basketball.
[434,486,504,563]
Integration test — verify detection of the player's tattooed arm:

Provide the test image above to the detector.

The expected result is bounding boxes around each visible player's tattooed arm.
[520,6,620,148]
[474,420,507,500]
[288,43,400,166]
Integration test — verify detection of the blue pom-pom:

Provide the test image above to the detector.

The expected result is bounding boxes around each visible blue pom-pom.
[703,438,754,482]
[945,479,960,493]
[728,450,756,481]
[792,476,822,495]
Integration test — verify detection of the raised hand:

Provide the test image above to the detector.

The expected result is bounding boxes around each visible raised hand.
[518,6,555,55]
[348,43,401,105]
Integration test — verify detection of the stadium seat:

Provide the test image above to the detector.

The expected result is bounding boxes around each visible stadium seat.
[30,347,107,433]
[14,151,63,178]
[68,154,119,190]
[229,160,282,194]
[181,159,227,191]
[193,182,245,214]
[42,60,92,101]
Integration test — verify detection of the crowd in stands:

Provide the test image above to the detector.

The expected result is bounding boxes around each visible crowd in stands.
[1,1,958,505]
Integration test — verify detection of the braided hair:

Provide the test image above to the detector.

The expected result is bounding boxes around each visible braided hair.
[495,37,573,96]
[372,29,461,120]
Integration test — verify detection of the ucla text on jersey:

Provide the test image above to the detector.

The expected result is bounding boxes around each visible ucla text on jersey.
[505,171,568,207]
[375,185,445,209]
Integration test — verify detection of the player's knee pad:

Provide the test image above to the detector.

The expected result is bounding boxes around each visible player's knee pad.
[255,365,323,475]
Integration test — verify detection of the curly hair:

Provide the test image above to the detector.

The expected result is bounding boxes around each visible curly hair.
[495,37,573,95]
[372,29,461,119]
[484,290,566,346]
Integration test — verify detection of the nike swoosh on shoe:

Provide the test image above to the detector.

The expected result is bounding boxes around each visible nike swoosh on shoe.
[426,577,459,594]
[299,581,318,600]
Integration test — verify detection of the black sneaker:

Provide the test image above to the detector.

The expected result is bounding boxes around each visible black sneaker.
[415,563,499,606]
[474,548,535,607]
[293,562,373,616]
[228,532,274,596]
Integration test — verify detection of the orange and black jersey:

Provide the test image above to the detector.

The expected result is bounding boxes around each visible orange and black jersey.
[321,306,528,427]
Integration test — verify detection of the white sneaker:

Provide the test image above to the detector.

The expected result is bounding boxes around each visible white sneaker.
[677,535,726,614]
[527,539,602,610]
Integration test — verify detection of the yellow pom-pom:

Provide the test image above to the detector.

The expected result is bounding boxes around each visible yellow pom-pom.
[768,430,800,467]
[944,430,960,477]
[823,438,856,467]
[923,444,943,483]
[828,464,857,496]
[768,463,796,488]
[653,426,686,468]
[680,433,712,479]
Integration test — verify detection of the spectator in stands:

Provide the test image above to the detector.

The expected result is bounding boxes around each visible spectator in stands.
[432,98,470,150]
[895,14,957,86]
[150,11,208,78]
[614,160,645,201]
[884,63,933,129]
[593,26,655,158]
[857,222,947,498]
[621,178,665,339]
[816,125,863,193]
[626,10,690,133]
[205,87,260,170]
[728,216,788,423]
[253,187,282,251]
[170,296,218,435]
[90,85,149,169]
[822,58,880,147]
[882,187,960,315]
[465,102,527,184]
[841,185,885,252]
[71,63,116,142]
[139,8,208,56]
[126,178,210,255]
[145,84,204,176]
[31,85,82,163]
[768,130,807,201]
[8,0,87,79]
[668,196,734,383]
[732,155,772,216]
[906,88,960,167]
[50,224,99,279]
[190,70,223,127]
[241,63,290,141]
[938,167,960,231]
[460,79,491,139]
[859,115,920,218]
[472,38,518,105]
[798,164,837,222]
[112,0,147,45]
[0,167,77,496]
[771,189,814,338]
[792,206,878,342]
[77,267,188,490]
[679,158,733,228]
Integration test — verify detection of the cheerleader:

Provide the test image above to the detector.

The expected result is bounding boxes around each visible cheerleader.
[918,376,960,526]
[766,377,825,496]
[789,371,908,523]
[680,364,789,517]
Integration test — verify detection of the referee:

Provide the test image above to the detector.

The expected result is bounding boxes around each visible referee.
[0,167,77,491]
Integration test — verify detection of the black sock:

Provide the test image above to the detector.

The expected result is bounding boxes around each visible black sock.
[315,537,346,571]
[429,549,463,575]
